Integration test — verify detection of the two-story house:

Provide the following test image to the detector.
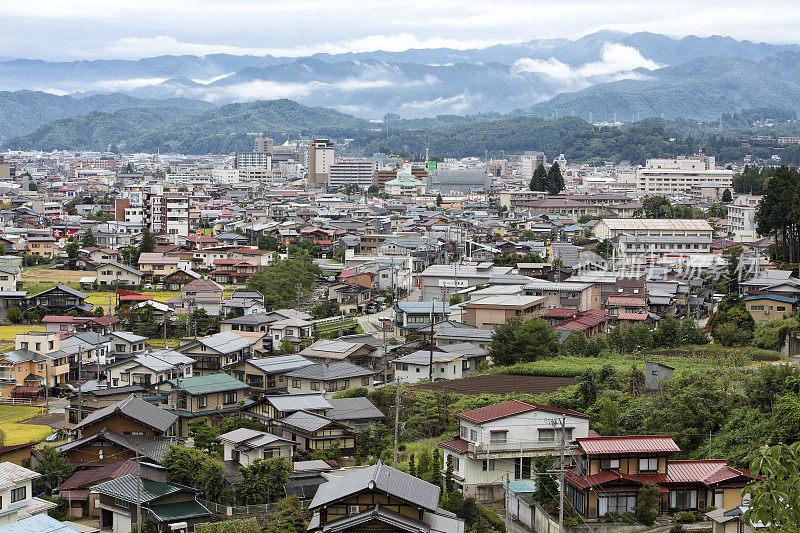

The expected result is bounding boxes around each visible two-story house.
[26,284,93,315]
[95,472,211,533]
[393,301,450,337]
[96,261,143,286]
[299,339,381,370]
[564,435,754,519]
[283,362,375,398]
[107,350,194,388]
[158,373,251,437]
[225,354,313,394]
[220,309,314,354]
[243,393,332,430]
[440,400,592,501]
[273,411,359,455]
[176,331,255,375]
[392,347,487,384]
[107,332,148,360]
[0,462,56,526]
[70,394,178,440]
[743,294,799,324]
[307,462,464,533]
[218,428,296,466]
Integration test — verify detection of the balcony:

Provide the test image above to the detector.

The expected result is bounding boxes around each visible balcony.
[466,440,575,459]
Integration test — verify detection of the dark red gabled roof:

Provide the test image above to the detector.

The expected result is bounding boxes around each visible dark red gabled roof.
[457,400,591,424]
[439,437,470,454]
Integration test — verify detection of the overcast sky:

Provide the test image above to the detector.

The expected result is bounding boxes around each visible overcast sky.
[2,0,799,61]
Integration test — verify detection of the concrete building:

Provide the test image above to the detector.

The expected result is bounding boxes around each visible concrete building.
[521,151,546,180]
[636,156,733,195]
[234,152,272,170]
[307,139,334,187]
[329,158,375,189]
[149,194,189,238]
[593,219,714,240]
[522,281,602,310]
[419,263,513,301]
[728,195,761,242]
[426,168,491,194]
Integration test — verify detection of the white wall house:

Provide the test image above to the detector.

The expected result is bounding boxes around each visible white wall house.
[218,428,296,467]
[439,400,591,502]
[0,462,56,525]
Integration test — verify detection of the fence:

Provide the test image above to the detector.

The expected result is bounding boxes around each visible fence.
[0,397,33,406]
[198,498,310,518]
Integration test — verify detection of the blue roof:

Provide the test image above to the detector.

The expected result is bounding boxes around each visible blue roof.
[395,301,450,314]
[743,294,798,304]
[0,514,79,533]
[505,480,538,494]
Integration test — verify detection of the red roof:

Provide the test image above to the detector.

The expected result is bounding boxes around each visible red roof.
[616,313,649,321]
[554,310,607,331]
[607,296,647,307]
[42,315,76,323]
[457,400,591,424]
[666,460,749,485]
[58,460,136,491]
[543,308,579,319]
[576,435,680,455]
[565,468,669,491]
[118,294,154,302]
[439,437,470,453]
[42,315,121,325]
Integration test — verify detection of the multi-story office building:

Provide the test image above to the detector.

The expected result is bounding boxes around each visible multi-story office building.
[307,139,334,187]
[521,151,546,180]
[254,136,273,153]
[636,156,733,196]
[235,152,272,170]
[593,218,714,240]
[329,158,375,189]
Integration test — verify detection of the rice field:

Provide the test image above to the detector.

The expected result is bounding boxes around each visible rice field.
[0,405,53,445]
[0,325,45,341]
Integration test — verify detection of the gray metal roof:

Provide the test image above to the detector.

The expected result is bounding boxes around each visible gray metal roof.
[438,342,488,356]
[217,428,295,449]
[322,505,430,532]
[3,349,49,363]
[266,393,332,412]
[94,474,193,503]
[284,361,374,380]
[393,350,464,365]
[326,398,385,421]
[433,327,493,340]
[246,355,314,374]
[280,411,338,433]
[395,302,450,315]
[73,394,177,433]
[57,428,178,463]
[310,462,440,512]
[109,331,148,343]
[187,331,254,354]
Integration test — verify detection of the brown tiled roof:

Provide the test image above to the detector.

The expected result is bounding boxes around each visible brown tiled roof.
[457,400,590,424]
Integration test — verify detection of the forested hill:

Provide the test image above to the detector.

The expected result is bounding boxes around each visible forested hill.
[0,91,213,141]
[6,99,800,167]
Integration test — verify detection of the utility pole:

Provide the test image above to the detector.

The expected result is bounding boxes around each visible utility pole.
[77,346,83,438]
[428,298,437,382]
[136,445,142,533]
[504,472,511,532]
[557,416,566,532]
[393,374,400,467]
[382,318,388,384]
[163,315,167,348]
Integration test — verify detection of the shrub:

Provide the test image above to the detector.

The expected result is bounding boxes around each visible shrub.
[635,482,661,526]
[670,525,686,533]
[713,322,752,346]
[677,511,698,523]
[195,518,260,533]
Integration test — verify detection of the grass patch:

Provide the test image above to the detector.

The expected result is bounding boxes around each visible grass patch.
[0,405,53,445]
[396,434,448,472]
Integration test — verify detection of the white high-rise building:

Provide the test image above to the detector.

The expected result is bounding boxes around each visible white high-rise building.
[307,139,334,187]
[636,155,733,196]
[329,158,376,189]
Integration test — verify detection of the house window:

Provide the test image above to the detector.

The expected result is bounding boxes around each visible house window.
[310,381,320,391]
[361,377,369,386]
[263,449,275,459]
[538,428,555,442]
[601,492,637,514]
[197,396,208,408]
[639,457,658,472]
[223,392,237,404]
[460,426,468,439]
[38,363,44,371]
[600,458,620,470]
[341,380,350,389]
[292,379,301,389]
[482,459,495,471]
[489,430,507,444]
[10,486,25,503]
[670,489,698,510]
[470,429,478,442]
[115,344,126,353]
[514,457,532,479]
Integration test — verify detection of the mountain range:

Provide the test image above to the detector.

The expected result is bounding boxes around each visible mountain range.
[4,31,800,148]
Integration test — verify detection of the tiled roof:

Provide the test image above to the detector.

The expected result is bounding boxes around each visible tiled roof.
[170,373,248,395]
[576,435,680,455]
[284,361,374,380]
[73,394,177,433]
[607,296,647,307]
[616,313,649,321]
[439,437,470,454]
[57,460,137,490]
[94,474,193,503]
[457,400,590,424]
[0,462,39,490]
[554,310,607,331]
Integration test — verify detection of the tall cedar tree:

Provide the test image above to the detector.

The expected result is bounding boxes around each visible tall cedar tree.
[529,163,547,191]
[545,162,565,194]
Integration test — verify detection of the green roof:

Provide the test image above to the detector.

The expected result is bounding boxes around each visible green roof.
[170,373,249,395]
[148,500,211,522]
[94,474,195,503]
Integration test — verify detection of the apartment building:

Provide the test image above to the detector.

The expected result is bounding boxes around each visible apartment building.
[440,400,591,501]
[521,151,546,180]
[149,194,189,238]
[636,156,733,195]
[329,158,375,189]
[234,152,272,170]
[616,235,712,260]
[727,194,761,242]
[307,139,334,187]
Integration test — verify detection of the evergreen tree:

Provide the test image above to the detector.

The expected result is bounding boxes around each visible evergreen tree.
[529,163,547,191]
[81,230,96,247]
[545,162,565,194]
[139,227,155,254]
[721,188,733,202]
[408,453,416,477]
